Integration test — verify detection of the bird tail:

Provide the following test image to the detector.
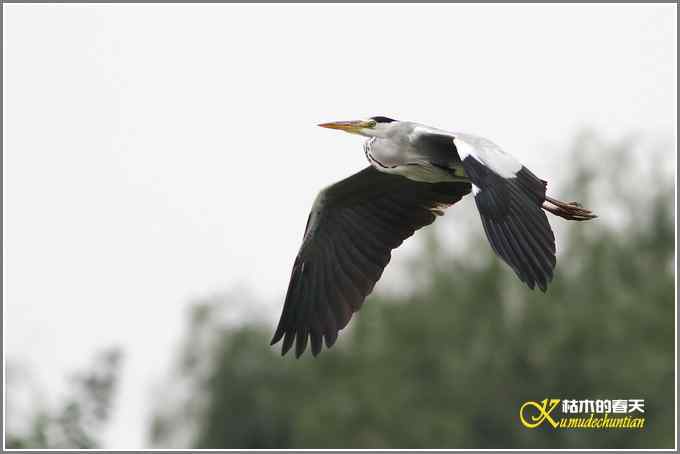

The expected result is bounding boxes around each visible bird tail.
[542,195,597,221]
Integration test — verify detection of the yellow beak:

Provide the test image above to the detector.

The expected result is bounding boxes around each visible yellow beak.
[318,120,372,134]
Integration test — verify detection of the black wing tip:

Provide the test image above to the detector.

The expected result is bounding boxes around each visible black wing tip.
[520,262,554,292]
[523,280,550,292]
[270,329,283,346]
[524,277,550,292]
[271,331,324,358]
[480,200,557,292]
[272,328,342,357]
[294,333,307,358]
[519,266,554,292]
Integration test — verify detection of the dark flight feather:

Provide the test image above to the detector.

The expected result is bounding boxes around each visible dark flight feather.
[271,166,470,357]
[461,156,556,291]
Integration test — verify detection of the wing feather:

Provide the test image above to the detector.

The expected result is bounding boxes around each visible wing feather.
[271,166,471,357]
[461,152,556,291]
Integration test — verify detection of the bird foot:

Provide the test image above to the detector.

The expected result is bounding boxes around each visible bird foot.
[542,196,597,221]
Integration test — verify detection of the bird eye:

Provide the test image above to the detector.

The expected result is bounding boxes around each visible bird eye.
[367,120,377,128]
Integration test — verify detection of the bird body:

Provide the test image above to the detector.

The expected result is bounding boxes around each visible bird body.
[363,121,461,182]
[271,116,596,357]
[362,121,522,185]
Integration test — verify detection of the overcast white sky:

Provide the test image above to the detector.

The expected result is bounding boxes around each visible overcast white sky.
[3,3,676,448]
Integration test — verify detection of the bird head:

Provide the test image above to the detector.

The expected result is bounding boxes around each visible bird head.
[318,116,397,138]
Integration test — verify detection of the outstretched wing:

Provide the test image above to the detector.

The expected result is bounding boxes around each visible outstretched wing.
[409,128,557,290]
[455,134,556,291]
[271,166,471,357]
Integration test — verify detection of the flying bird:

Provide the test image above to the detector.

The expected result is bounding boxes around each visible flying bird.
[271,116,596,357]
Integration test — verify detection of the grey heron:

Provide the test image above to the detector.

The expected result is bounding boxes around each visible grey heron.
[271,116,596,357]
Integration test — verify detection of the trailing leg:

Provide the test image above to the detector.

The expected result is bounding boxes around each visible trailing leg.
[542,195,597,221]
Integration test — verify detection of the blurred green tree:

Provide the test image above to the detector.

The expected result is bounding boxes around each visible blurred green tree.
[150,133,674,449]
[6,348,123,449]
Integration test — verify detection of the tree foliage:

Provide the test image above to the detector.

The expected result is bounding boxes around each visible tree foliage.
[6,348,123,449]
